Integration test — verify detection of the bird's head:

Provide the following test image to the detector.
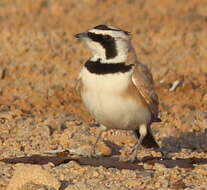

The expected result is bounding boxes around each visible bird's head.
[74,25,132,63]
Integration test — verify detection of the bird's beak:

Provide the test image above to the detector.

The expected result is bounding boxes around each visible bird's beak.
[74,32,88,39]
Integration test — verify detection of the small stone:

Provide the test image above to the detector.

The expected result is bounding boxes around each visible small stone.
[195,167,207,176]
[6,164,60,190]
[96,143,112,156]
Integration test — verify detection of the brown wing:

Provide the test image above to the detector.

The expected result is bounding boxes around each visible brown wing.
[131,63,159,121]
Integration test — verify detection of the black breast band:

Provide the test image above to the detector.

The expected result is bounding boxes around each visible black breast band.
[85,59,134,75]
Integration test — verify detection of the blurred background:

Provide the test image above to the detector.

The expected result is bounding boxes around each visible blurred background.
[0,0,206,120]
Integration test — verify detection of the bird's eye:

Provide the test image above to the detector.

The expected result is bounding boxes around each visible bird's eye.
[103,35,112,41]
[87,32,92,38]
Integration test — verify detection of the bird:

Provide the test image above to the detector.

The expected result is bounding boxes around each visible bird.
[74,24,160,162]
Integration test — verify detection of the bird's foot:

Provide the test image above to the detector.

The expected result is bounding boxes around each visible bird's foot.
[127,142,144,163]
[89,125,106,157]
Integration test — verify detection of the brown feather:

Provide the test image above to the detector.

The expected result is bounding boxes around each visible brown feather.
[131,63,159,121]
[125,44,159,121]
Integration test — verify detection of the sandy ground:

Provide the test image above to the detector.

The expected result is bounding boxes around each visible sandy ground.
[0,0,207,189]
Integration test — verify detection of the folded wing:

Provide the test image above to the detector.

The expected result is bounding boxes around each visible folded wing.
[131,63,159,122]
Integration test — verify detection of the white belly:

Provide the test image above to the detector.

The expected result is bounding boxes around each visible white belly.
[80,67,151,130]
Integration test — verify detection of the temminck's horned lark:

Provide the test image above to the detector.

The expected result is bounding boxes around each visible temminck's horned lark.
[74,25,160,162]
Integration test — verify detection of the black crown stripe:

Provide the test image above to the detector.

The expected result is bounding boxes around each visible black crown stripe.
[94,25,129,35]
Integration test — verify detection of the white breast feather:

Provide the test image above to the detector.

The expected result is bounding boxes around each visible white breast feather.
[80,67,151,129]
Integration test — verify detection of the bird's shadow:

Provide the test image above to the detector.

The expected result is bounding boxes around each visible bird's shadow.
[161,129,207,154]
[102,128,207,158]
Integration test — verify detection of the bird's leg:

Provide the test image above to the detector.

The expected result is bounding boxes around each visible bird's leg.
[130,124,147,162]
[91,125,106,157]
